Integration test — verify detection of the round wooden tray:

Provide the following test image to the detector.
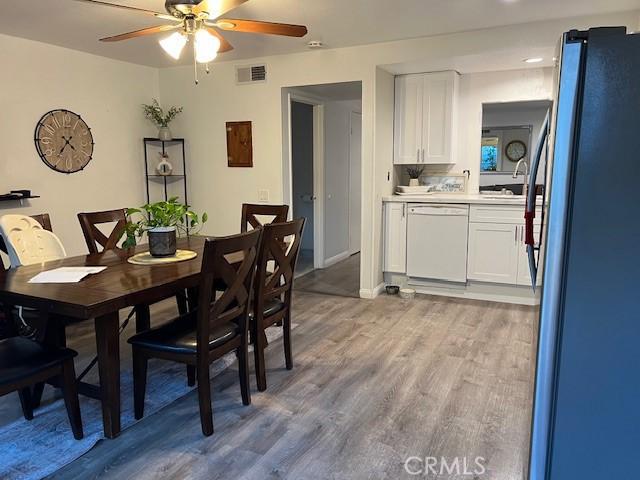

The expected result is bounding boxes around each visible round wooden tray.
[127,249,198,266]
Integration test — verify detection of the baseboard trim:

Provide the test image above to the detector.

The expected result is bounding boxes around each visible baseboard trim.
[359,282,385,299]
[322,251,350,268]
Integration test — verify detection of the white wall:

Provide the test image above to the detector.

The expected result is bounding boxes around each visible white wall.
[158,11,637,296]
[0,34,159,258]
[323,99,362,262]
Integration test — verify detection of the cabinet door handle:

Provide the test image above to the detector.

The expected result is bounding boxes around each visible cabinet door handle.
[515,226,518,243]
[416,149,420,162]
[421,148,425,163]
[402,203,406,218]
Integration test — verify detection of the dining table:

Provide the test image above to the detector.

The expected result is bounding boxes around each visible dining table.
[0,235,220,439]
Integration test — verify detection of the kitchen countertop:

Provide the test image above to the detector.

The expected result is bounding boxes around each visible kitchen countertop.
[382,193,542,206]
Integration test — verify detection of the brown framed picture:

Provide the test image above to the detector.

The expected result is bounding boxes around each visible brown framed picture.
[226,121,253,167]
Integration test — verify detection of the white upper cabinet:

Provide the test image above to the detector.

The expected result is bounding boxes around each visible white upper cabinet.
[394,71,458,165]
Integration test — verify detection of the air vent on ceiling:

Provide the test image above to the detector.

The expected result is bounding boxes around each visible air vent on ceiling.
[236,64,267,84]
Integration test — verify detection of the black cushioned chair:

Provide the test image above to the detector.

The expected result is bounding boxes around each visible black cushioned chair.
[251,218,305,392]
[0,337,83,439]
[128,229,261,436]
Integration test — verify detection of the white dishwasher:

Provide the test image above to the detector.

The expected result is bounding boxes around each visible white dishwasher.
[406,204,469,282]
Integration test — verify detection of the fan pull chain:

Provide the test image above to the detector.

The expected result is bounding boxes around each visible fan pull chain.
[193,40,199,85]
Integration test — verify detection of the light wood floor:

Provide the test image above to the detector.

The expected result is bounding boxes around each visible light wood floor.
[295,253,360,298]
[25,291,539,480]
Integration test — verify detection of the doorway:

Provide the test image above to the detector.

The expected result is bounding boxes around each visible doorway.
[283,81,363,297]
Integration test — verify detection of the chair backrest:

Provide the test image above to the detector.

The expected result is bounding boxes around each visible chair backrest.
[0,213,52,256]
[241,204,289,233]
[0,215,66,267]
[253,218,305,315]
[196,229,262,357]
[78,209,127,254]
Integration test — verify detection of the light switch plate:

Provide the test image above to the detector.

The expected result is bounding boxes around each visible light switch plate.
[258,189,269,202]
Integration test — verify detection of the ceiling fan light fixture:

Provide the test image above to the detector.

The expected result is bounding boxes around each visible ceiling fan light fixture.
[159,31,187,60]
[194,29,221,64]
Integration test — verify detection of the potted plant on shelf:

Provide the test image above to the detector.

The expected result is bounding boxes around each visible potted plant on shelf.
[143,99,183,141]
[124,197,207,257]
[406,166,425,187]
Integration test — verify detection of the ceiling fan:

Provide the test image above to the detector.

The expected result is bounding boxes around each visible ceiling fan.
[75,0,308,82]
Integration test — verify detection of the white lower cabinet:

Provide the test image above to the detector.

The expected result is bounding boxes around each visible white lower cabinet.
[467,222,519,284]
[383,201,543,289]
[383,202,407,273]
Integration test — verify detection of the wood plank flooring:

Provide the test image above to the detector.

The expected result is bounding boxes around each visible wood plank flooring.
[295,253,360,298]
[31,291,539,480]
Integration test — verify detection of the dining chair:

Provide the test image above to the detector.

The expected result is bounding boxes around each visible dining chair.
[128,228,261,436]
[0,214,66,267]
[252,218,305,392]
[77,208,189,313]
[241,204,289,232]
[77,209,128,255]
[0,336,83,439]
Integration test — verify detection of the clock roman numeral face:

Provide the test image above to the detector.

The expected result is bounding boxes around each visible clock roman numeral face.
[34,109,94,174]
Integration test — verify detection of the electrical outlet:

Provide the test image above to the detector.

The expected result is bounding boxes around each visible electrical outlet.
[258,189,269,202]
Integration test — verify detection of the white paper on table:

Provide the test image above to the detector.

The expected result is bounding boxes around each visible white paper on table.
[28,267,107,284]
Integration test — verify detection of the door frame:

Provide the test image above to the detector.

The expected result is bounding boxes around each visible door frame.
[349,110,362,256]
[285,92,325,269]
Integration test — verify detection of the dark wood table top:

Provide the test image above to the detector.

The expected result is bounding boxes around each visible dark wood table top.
[0,236,212,320]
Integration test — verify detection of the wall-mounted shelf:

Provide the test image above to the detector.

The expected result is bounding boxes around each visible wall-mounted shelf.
[0,195,40,203]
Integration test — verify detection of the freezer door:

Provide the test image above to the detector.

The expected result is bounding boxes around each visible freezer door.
[528,32,585,480]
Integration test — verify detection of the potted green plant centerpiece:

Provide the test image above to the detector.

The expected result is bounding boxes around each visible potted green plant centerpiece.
[124,197,207,257]
[406,166,425,186]
[143,99,183,141]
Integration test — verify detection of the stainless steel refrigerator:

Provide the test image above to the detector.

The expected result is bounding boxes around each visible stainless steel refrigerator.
[526,27,640,480]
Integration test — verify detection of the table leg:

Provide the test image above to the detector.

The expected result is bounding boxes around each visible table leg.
[134,305,151,333]
[95,312,121,439]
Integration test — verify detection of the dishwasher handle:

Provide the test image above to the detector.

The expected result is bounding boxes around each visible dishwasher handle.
[408,205,469,216]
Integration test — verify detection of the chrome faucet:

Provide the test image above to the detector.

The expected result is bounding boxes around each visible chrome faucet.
[513,159,529,198]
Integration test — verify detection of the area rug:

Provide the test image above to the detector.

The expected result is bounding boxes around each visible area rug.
[0,325,293,480]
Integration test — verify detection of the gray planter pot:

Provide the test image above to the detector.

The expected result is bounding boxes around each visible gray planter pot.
[148,227,177,257]
[158,126,173,141]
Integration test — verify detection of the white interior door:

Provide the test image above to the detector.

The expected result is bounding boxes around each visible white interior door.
[349,111,362,255]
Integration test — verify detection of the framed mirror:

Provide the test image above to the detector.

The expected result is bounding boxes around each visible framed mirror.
[480,100,552,194]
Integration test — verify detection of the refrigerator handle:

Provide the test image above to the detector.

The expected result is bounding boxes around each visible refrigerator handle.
[524,110,550,291]
[525,109,550,246]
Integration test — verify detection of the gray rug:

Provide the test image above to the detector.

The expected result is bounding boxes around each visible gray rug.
[0,325,292,480]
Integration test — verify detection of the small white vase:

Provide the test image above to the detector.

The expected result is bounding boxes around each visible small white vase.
[156,154,173,176]
[158,126,173,142]
[409,178,420,187]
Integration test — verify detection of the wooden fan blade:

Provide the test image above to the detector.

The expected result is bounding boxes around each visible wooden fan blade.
[205,27,234,52]
[212,19,308,37]
[100,24,181,42]
[72,0,176,20]
[194,0,249,19]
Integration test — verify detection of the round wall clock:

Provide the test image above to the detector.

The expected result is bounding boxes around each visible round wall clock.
[505,140,527,162]
[34,109,94,174]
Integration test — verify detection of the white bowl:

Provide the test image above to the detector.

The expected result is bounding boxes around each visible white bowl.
[399,288,416,299]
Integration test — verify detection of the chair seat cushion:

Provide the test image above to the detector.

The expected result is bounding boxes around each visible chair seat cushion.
[0,337,77,387]
[128,314,239,355]
[249,299,286,319]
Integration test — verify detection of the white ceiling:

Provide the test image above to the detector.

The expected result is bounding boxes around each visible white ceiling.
[0,0,639,67]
